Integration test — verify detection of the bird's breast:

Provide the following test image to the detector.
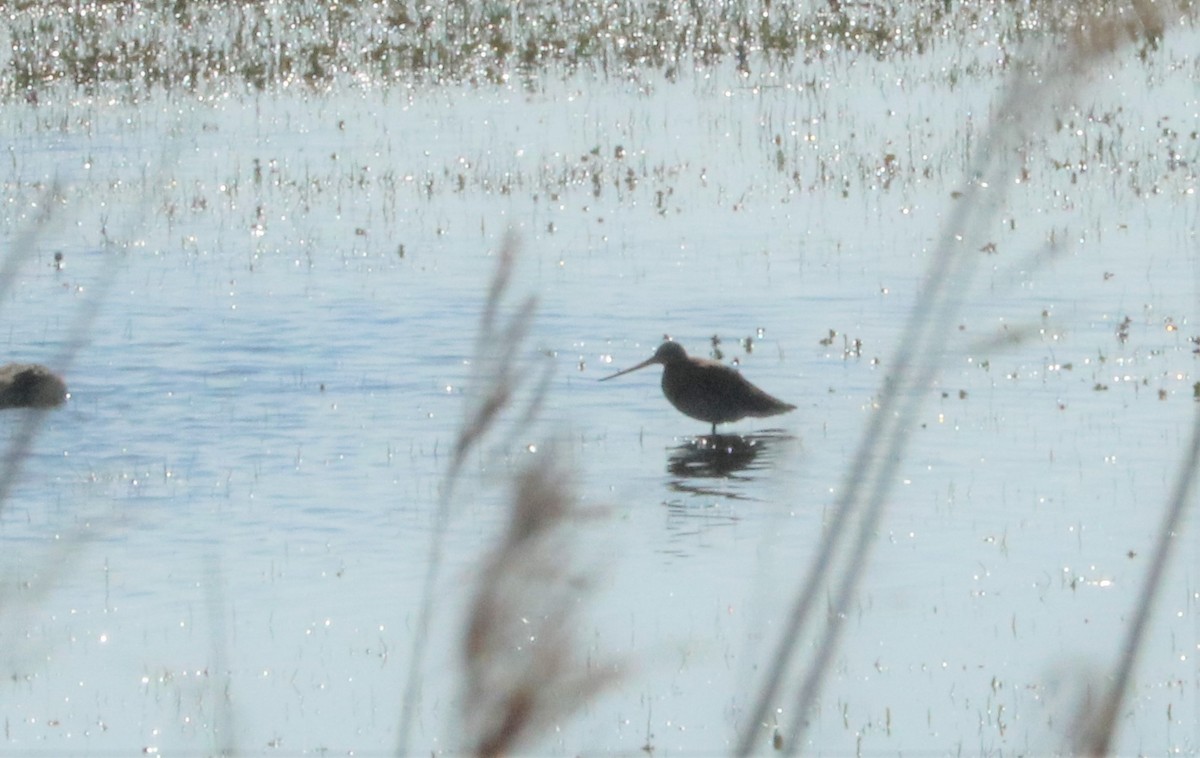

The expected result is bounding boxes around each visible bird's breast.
[660,363,748,424]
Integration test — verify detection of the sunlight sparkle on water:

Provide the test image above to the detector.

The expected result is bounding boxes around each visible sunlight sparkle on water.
[2,7,1196,756]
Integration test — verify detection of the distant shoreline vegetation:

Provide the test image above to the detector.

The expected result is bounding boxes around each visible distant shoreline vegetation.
[3,0,1181,101]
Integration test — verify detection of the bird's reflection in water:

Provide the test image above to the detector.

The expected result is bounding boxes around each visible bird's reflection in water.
[666,428,796,500]
[657,429,798,557]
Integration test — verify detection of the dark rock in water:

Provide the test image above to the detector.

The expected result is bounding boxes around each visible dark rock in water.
[0,363,67,410]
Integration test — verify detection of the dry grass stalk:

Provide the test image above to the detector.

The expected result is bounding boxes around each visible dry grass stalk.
[461,452,615,757]
[737,4,1182,754]
[398,234,611,755]
[1072,412,1199,756]
[397,235,535,752]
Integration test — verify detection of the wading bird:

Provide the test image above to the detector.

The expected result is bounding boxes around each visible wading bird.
[600,341,795,435]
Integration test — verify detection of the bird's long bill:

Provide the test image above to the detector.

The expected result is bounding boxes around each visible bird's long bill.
[598,356,659,381]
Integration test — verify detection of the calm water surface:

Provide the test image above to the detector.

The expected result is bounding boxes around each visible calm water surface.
[1,31,1198,756]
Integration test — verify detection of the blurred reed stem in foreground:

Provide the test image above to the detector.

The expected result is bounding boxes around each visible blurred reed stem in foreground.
[738,2,1184,755]
[461,448,615,756]
[397,234,613,756]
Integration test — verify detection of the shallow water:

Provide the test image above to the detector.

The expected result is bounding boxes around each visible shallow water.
[1,24,1198,757]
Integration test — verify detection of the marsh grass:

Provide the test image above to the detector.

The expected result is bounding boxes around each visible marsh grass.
[1,1,1195,755]
[397,235,616,755]
[417,8,1192,748]
[395,236,539,751]
[737,1,1192,754]
[5,0,1189,100]
[461,448,615,757]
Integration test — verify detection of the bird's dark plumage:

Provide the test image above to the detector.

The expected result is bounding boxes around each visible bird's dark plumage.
[601,341,794,434]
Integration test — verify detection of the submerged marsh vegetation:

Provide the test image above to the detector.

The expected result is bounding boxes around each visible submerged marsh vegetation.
[5,0,1174,96]
[1,0,1198,755]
